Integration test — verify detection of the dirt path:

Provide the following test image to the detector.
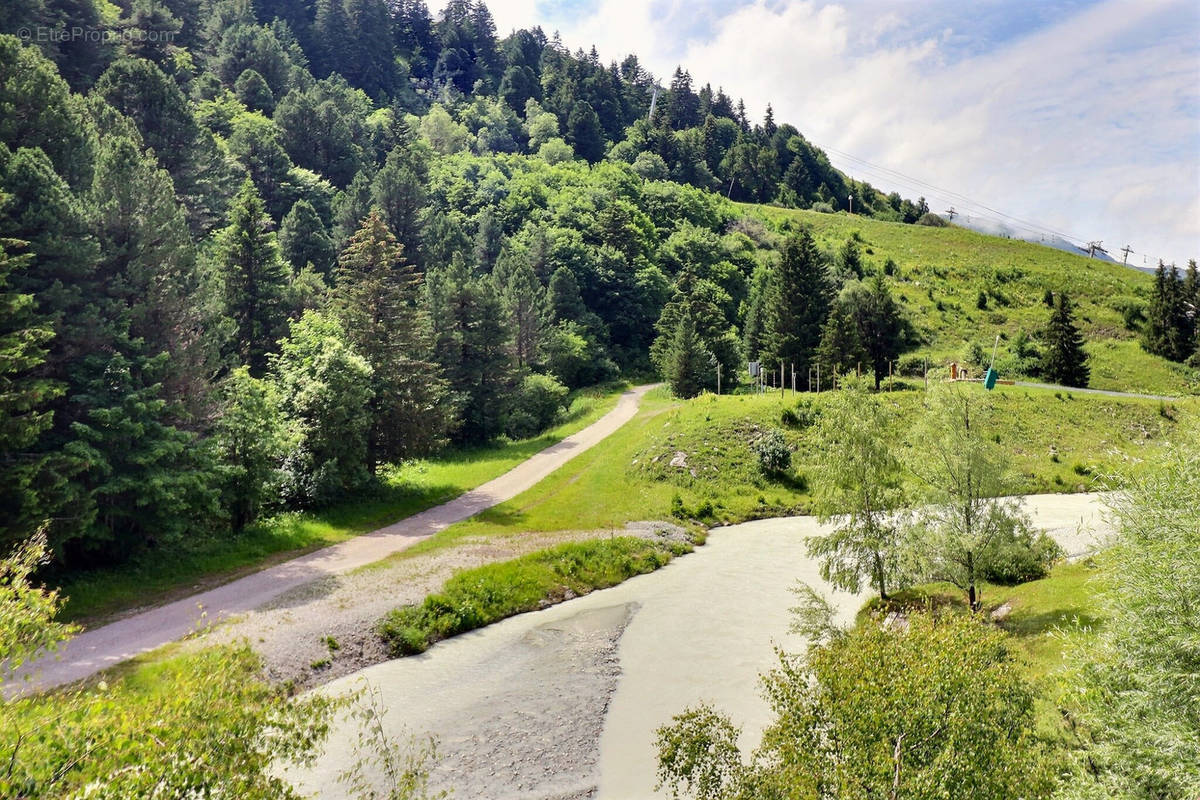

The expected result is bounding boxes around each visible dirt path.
[288,493,1112,800]
[14,385,658,693]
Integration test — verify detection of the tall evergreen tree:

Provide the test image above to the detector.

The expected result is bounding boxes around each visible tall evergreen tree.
[427,256,514,444]
[0,235,59,551]
[849,273,904,390]
[371,147,427,263]
[764,229,830,388]
[494,247,547,370]
[665,314,711,399]
[567,100,605,164]
[1041,292,1090,387]
[216,179,291,376]
[278,199,336,277]
[1142,262,1191,362]
[815,298,865,387]
[651,269,740,393]
[331,211,448,470]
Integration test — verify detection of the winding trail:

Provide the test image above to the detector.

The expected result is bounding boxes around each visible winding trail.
[15,384,657,693]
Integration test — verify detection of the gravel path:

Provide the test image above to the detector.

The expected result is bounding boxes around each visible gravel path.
[13,385,657,693]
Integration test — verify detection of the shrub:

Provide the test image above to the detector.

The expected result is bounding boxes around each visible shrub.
[917,212,948,227]
[781,398,819,428]
[505,373,569,439]
[753,429,792,474]
[977,523,1063,584]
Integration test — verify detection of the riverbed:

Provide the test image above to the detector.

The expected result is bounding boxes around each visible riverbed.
[286,493,1110,799]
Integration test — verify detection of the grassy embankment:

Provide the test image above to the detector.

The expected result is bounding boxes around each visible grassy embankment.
[378,533,699,656]
[743,204,1199,396]
[860,558,1105,745]
[55,384,627,625]
[382,383,1194,561]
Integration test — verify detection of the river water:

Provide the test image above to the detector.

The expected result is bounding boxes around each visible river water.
[288,494,1107,799]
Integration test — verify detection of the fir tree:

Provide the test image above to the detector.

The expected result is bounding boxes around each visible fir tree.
[567,100,605,164]
[665,315,711,399]
[216,179,291,376]
[764,229,830,388]
[1142,262,1190,362]
[332,211,448,470]
[494,247,547,370]
[816,298,865,387]
[279,199,336,277]
[427,256,514,444]
[0,236,59,551]
[1041,292,1090,387]
[650,269,739,393]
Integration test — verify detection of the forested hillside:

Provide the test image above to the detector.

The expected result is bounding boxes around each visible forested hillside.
[0,0,1194,575]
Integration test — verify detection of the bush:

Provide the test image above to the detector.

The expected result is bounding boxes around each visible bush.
[754,429,792,474]
[505,373,569,439]
[781,398,819,428]
[917,212,948,227]
[978,523,1063,584]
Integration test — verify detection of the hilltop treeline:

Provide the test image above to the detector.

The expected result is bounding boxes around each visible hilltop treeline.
[0,0,928,569]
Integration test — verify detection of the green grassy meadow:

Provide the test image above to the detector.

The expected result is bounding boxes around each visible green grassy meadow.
[743,205,1199,396]
[54,384,627,625]
[394,384,1193,560]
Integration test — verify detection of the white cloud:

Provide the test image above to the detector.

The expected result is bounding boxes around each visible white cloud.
[434,0,1200,264]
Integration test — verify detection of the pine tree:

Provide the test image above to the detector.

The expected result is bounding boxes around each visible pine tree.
[816,298,865,387]
[332,211,448,469]
[371,147,427,263]
[1041,292,1090,387]
[279,199,336,277]
[764,229,830,388]
[216,180,291,376]
[665,315,711,399]
[567,101,605,164]
[650,269,739,393]
[0,236,60,551]
[1142,262,1190,362]
[427,256,514,444]
[854,273,904,390]
[494,247,547,370]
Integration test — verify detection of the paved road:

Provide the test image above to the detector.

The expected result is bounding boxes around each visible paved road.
[14,385,657,693]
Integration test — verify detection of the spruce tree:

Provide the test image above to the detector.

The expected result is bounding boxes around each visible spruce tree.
[567,101,605,164]
[650,269,739,393]
[216,179,291,376]
[0,236,59,551]
[854,273,905,390]
[764,229,830,388]
[371,147,427,264]
[279,199,336,277]
[816,298,865,387]
[1042,292,1090,387]
[332,211,448,470]
[494,247,547,370]
[1142,262,1190,362]
[427,256,514,444]
[665,315,711,399]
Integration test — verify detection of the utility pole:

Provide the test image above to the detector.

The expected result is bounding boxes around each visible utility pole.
[1121,244,1133,266]
[647,86,659,121]
[944,206,957,222]
[1086,241,1108,259]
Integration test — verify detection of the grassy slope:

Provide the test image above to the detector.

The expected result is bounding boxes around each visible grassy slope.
[743,205,1199,396]
[381,384,1195,559]
[56,384,626,625]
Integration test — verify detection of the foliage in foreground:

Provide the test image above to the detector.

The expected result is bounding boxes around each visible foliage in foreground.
[656,612,1055,800]
[379,535,691,655]
[1059,434,1200,798]
[1,536,339,798]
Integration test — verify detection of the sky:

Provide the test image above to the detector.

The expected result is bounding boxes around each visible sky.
[442,0,1200,267]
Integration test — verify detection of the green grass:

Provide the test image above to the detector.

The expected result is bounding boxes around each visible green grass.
[858,559,1106,742]
[378,534,696,656]
[389,384,1194,559]
[742,204,1200,396]
[54,384,627,625]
